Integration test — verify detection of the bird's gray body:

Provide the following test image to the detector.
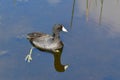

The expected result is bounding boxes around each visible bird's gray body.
[32,34,63,50]
[27,24,68,53]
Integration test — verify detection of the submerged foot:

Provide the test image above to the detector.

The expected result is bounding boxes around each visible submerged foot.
[25,54,32,62]
[25,47,34,63]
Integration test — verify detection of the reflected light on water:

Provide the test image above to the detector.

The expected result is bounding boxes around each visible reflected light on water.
[77,0,120,36]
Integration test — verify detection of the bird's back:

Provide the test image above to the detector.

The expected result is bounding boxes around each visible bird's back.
[32,34,63,51]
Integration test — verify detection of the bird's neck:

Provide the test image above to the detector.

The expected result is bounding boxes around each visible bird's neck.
[52,32,60,40]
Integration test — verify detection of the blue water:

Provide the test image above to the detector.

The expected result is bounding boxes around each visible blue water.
[0,0,120,80]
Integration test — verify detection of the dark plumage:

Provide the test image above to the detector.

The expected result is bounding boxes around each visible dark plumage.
[27,24,68,53]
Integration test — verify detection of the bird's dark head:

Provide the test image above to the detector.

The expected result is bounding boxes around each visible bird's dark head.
[53,24,68,33]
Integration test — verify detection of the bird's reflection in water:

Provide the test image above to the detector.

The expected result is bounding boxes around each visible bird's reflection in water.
[52,47,68,72]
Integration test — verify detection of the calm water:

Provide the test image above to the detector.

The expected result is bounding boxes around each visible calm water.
[0,0,120,80]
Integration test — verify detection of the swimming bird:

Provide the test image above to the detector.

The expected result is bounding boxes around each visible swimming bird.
[25,24,68,72]
[25,24,68,61]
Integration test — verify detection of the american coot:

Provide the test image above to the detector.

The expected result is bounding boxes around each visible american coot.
[25,24,68,72]
[27,24,68,52]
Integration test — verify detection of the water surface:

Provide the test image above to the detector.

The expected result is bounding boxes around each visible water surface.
[0,0,120,80]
